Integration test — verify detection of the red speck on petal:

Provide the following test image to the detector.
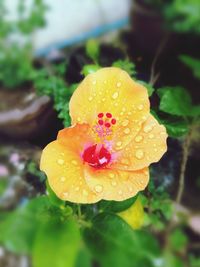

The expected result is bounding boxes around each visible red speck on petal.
[98,120,104,125]
[111,118,116,125]
[105,122,111,128]
[98,113,104,118]
[106,113,112,118]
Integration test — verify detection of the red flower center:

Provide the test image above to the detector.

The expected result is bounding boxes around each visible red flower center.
[82,144,111,168]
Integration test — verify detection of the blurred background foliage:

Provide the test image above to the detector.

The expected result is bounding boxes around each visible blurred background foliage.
[0,0,200,267]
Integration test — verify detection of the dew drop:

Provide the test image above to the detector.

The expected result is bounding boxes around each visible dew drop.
[143,125,153,133]
[129,187,133,192]
[60,176,66,182]
[128,111,132,115]
[118,190,123,195]
[88,96,93,101]
[63,192,69,198]
[112,92,119,99]
[135,135,143,143]
[142,115,147,120]
[71,160,78,165]
[95,185,103,193]
[92,80,97,85]
[122,119,129,127]
[121,158,129,165]
[116,141,122,147]
[75,187,80,191]
[116,82,121,88]
[149,133,154,139]
[124,128,130,134]
[83,189,88,196]
[111,180,117,186]
[77,117,81,122]
[57,159,64,165]
[138,104,144,110]
[135,149,144,159]
[109,173,115,178]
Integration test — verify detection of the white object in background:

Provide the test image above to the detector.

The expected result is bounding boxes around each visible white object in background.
[5,0,131,56]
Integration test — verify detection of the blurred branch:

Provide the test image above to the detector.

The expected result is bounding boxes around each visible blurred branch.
[149,33,169,86]
[176,126,193,203]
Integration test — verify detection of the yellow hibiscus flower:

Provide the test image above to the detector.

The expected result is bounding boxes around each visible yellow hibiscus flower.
[40,67,167,203]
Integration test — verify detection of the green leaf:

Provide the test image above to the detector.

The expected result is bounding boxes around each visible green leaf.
[138,81,155,96]
[112,60,136,78]
[158,86,200,117]
[75,246,92,267]
[98,196,137,213]
[161,251,184,267]
[85,39,100,63]
[180,55,200,80]
[163,119,189,137]
[81,64,100,76]
[150,110,189,137]
[84,212,160,267]
[157,86,192,116]
[169,229,188,252]
[0,196,51,254]
[33,217,81,267]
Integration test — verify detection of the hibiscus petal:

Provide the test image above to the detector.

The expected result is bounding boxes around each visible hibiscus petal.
[111,114,168,171]
[84,166,149,201]
[40,140,101,204]
[69,67,150,149]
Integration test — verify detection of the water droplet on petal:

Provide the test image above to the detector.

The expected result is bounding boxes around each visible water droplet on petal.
[122,119,129,126]
[116,82,121,87]
[109,173,115,178]
[63,192,69,198]
[118,190,123,195]
[77,117,81,122]
[111,180,117,186]
[138,104,144,110]
[124,128,130,134]
[112,92,119,99]
[95,185,103,193]
[88,96,93,101]
[128,111,132,115]
[129,187,133,192]
[135,135,143,143]
[60,176,66,182]
[92,80,97,85]
[116,141,122,147]
[121,158,129,165]
[135,149,144,159]
[149,133,154,139]
[143,125,153,133]
[71,160,78,165]
[83,189,88,196]
[57,159,64,165]
[75,187,80,191]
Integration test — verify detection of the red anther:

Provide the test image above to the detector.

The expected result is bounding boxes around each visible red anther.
[98,120,104,125]
[111,118,116,125]
[98,113,104,118]
[106,112,112,118]
[105,122,111,128]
